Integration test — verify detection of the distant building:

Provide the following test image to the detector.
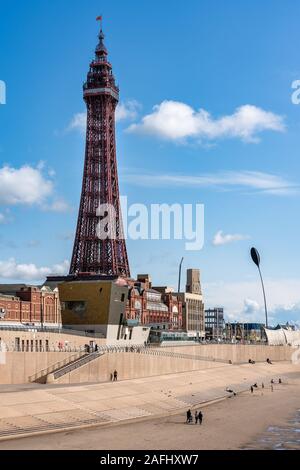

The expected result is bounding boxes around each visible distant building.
[48,272,182,345]
[225,322,266,342]
[133,275,183,331]
[51,274,149,345]
[0,284,61,327]
[174,269,205,340]
[205,308,225,340]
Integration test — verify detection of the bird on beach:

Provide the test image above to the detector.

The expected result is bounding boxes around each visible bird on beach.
[226,388,237,396]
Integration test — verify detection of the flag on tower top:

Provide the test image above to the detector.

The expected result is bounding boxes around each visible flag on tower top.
[96,16,102,21]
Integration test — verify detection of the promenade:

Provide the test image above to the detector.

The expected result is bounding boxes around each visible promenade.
[0,360,299,446]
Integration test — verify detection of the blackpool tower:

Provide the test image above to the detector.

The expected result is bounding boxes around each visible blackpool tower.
[70,21,130,277]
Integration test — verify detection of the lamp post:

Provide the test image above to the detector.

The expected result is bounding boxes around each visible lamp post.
[250,247,268,328]
[178,257,184,293]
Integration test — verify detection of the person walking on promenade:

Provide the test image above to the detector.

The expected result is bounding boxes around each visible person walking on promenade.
[250,385,254,393]
[271,384,274,392]
[194,411,198,424]
[186,409,192,424]
[262,382,264,389]
[279,378,282,384]
[198,411,203,425]
[113,369,118,381]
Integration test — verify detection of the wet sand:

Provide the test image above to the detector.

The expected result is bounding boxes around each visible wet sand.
[0,379,300,450]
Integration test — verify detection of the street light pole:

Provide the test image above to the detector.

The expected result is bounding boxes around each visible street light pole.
[178,257,184,293]
[250,247,268,328]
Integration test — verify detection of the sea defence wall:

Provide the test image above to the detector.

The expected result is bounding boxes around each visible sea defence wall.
[0,351,84,384]
[0,343,294,385]
[50,343,294,385]
[162,344,293,362]
[51,351,228,384]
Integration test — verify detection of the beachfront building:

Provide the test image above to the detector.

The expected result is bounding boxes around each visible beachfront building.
[225,322,266,343]
[173,269,205,340]
[205,307,225,340]
[0,284,61,327]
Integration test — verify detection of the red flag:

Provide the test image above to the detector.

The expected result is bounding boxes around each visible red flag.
[96,16,102,21]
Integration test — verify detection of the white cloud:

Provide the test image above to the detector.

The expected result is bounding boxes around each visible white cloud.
[128,101,285,143]
[0,165,53,205]
[122,170,297,196]
[243,298,260,315]
[42,199,72,213]
[69,100,141,134]
[0,165,71,213]
[213,230,250,246]
[115,100,141,122]
[203,278,300,325]
[0,258,70,281]
[68,112,87,134]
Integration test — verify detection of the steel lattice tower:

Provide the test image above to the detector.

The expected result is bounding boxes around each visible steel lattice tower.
[70,24,130,277]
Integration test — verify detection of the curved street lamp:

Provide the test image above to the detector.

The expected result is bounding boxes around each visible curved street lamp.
[250,247,268,328]
[178,257,184,293]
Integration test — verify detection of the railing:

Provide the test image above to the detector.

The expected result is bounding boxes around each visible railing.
[87,344,230,364]
[53,351,104,380]
[28,351,87,383]
[0,324,105,338]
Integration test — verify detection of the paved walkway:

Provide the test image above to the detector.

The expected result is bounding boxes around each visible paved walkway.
[0,361,298,440]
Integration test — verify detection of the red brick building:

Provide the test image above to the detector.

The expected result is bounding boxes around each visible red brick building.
[0,285,61,326]
[125,275,183,331]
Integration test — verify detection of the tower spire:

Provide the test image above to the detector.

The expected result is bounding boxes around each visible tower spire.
[95,16,107,56]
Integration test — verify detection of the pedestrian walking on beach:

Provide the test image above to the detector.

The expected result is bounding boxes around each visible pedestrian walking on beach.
[198,411,203,425]
[194,411,198,424]
[279,378,282,384]
[186,409,192,424]
[113,369,118,381]
[250,385,254,393]
[262,382,264,389]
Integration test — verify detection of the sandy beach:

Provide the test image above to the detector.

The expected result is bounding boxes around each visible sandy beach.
[1,377,299,450]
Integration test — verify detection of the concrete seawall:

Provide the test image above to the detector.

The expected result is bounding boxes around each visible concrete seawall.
[0,352,82,384]
[52,344,294,385]
[162,344,293,362]
[0,344,295,385]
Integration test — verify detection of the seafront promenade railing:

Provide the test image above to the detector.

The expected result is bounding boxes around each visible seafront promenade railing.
[53,351,105,380]
[28,351,87,383]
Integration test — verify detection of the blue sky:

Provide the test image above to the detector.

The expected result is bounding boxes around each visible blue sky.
[0,0,300,324]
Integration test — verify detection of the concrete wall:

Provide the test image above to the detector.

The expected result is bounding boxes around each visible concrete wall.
[53,351,226,384]
[162,344,293,362]
[0,351,78,384]
[0,343,294,385]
